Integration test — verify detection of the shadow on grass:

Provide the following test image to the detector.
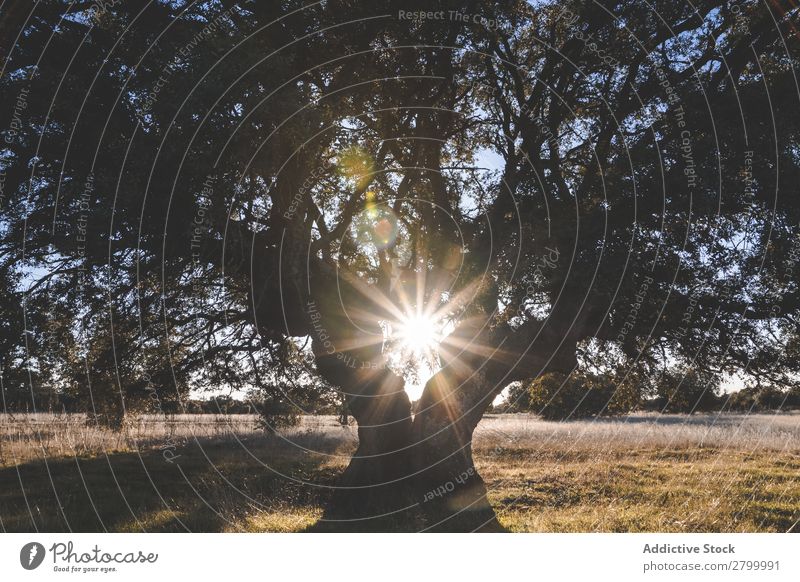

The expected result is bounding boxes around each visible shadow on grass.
[303,510,423,533]
[0,439,341,532]
[6,440,793,533]
[0,439,503,533]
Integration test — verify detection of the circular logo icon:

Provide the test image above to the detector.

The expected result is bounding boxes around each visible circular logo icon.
[20,542,46,570]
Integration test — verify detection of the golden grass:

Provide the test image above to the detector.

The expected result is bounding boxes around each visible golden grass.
[479,448,800,532]
[0,413,355,467]
[0,413,797,532]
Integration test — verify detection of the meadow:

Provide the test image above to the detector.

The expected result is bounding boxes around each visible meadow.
[1,412,798,532]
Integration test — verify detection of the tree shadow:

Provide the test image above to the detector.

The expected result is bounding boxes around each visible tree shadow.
[1,440,509,532]
[0,438,339,532]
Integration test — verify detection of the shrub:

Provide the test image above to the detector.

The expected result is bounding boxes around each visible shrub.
[726,384,800,411]
[653,367,720,413]
[254,397,302,433]
[528,371,640,420]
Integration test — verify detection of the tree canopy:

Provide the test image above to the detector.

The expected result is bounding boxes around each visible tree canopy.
[2,0,799,528]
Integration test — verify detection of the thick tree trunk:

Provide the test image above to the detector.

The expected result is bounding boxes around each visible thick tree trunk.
[410,368,502,531]
[300,261,580,530]
[320,360,415,525]
[320,362,499,531]
[316,318,508,530]
[313,342,501,530]
[404,318,579,531]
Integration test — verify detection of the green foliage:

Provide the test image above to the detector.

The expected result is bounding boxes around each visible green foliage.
[254,398,301,434]
[726,385,800,412]
[501,381,533,413]
[527,370,641,420]
[1,0,799,423]
[652,367,721,413]
[251,380,340,433]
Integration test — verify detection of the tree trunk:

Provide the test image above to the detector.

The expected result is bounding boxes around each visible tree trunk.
[314,350,417,527]
[315,317,508,530]
[410,368,502,531]
[303,269,579,530]
[404,318,578,531]
[319,361,499,531]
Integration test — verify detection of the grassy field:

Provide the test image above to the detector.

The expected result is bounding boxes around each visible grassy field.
[1,412,798,532]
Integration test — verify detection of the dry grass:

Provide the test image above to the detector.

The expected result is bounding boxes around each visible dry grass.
[1,412,798,532]
[0,413,356,467]
[3,411,797,467]
[473,413,800,532]
[475,412,800,452]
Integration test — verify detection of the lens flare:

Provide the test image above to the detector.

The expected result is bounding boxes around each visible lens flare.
[396,313,440,354]
[355,203,399,250]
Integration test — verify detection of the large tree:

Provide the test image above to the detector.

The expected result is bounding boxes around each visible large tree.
[2,0,799,530]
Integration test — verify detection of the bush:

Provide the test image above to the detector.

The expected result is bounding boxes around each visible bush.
[254,397,302,433]
[527,371,640,420]
[250,381,328,433]
[653,367,720,413]
[726,385,800,412]
[500,381,533,412]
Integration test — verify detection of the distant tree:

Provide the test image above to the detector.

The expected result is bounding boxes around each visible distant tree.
[500,381,533,413]
[252,379,340,431]
[653,367,721,413]
[200,395,252,415]
[526,369,641,420]
[726,384,800,412]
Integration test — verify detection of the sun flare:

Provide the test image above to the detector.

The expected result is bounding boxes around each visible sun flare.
[396,314,440,354]
[388,311,447,401]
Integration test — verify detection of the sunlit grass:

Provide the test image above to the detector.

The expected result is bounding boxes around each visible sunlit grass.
[480,448,800,532]
[233,508,324,533]
[1,413,797,532]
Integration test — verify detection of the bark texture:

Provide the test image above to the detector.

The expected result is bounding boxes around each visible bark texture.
[411,367,501,531]
[317,350,415,523]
